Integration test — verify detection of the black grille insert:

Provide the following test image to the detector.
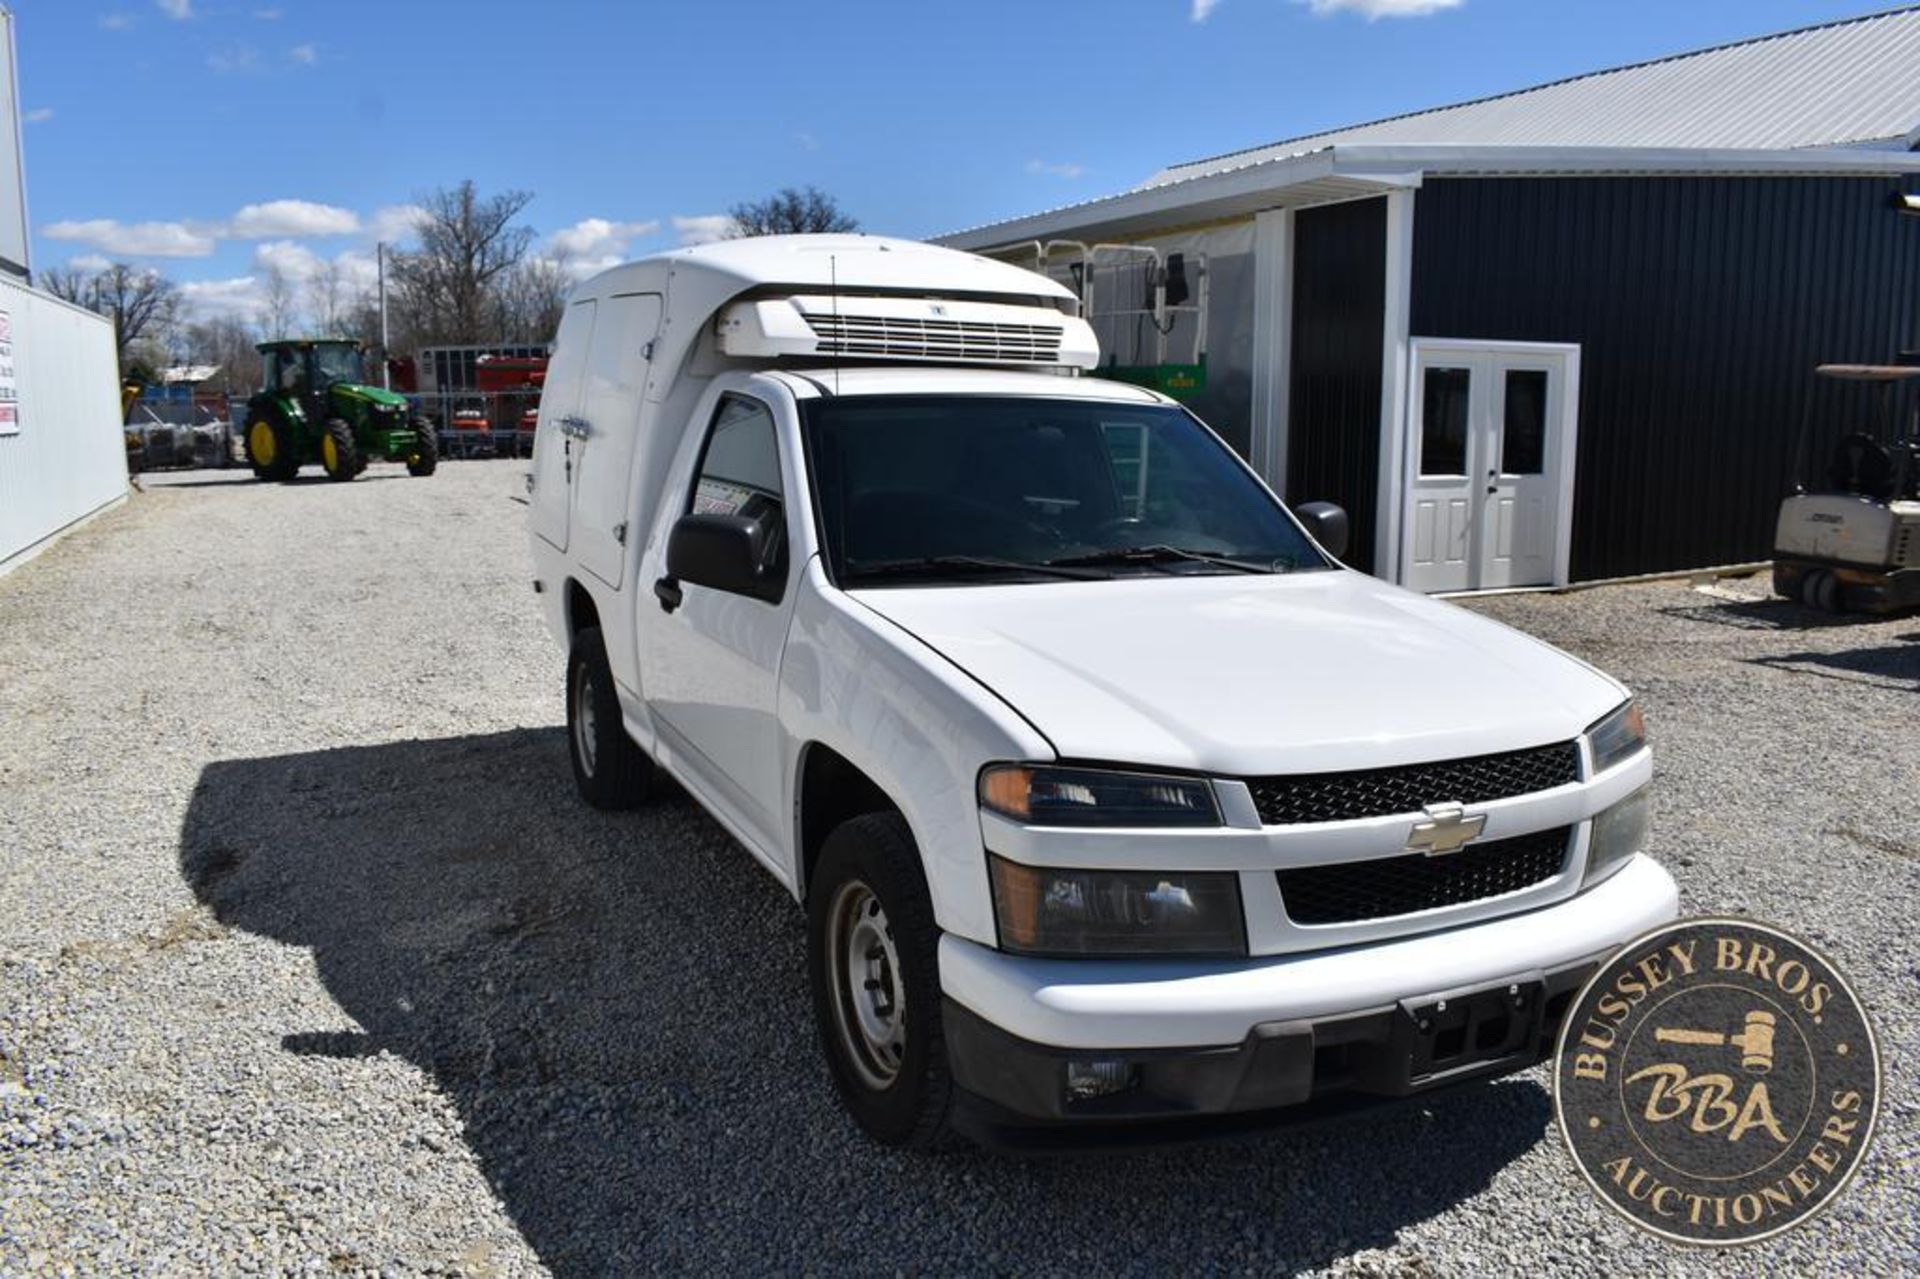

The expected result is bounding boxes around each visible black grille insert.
[1277,827,1571,925]
[1246,742,1580,826]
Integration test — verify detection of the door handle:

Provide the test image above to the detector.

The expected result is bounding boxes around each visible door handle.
[653,576,683,613]
[559,415,591,440]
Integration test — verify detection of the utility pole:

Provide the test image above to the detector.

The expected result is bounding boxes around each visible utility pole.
[377,241,391,389]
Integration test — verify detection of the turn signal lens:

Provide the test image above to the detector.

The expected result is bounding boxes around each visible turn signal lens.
[1585,786,1652,887]
[990,856,1246,957]
[977,763,1221,828]
[1585,699,1647,775]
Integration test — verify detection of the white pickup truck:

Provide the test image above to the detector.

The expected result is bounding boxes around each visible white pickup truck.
[526,234,1675,1148]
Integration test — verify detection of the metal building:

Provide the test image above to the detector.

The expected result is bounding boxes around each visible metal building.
[939,7,1920,590]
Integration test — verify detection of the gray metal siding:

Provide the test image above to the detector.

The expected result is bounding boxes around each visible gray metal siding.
[1409,175,1920,581]
[1289,196,1387,573]
[0,276,126,570]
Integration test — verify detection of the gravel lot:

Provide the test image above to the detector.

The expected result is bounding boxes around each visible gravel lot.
[2,461,1915,1276]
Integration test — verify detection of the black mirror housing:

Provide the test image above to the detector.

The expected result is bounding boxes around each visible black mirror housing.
[666,512,785,603]
[1294,501,1349,560]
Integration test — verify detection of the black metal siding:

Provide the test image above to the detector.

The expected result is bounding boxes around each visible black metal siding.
[1290,196,1387,572]
[1410,176,1920,581]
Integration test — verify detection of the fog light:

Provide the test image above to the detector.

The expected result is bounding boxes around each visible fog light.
[1065,1058,1138,1101]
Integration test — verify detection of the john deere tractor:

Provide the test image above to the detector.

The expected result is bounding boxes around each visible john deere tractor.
[243,339,438,482]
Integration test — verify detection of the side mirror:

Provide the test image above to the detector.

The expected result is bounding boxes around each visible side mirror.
[1294,501,1349,560]
[665,511,785,603]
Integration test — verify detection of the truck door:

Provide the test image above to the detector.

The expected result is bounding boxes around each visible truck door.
[638,391,799,859]
[573,293,663,589]
[529,299,597,552]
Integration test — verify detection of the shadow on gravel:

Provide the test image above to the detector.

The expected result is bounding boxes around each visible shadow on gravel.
[1652,595,1904,631]
[180,729,1550,1274]
[1748,640,1920,690]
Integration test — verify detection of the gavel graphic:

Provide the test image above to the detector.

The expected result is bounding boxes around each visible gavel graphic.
[1654,1009,1778,1074]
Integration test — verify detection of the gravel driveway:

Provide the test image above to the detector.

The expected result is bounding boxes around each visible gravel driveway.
[2,462,1914,1276]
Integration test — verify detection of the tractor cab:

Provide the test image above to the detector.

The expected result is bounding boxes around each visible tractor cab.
[1772,363,1920,612]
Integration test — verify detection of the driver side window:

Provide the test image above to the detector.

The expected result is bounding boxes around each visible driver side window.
[686,394,788,586]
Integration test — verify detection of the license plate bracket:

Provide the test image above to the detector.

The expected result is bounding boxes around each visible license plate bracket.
[1385,974,1547,1092]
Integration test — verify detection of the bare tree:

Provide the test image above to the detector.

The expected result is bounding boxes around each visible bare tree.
[261,266,299,340]
[183,316,266,395]
[496,253,572,343]
[726,186,858,238]
[42,261,181,363]
[390,180,536,344]
[308,259,348,336]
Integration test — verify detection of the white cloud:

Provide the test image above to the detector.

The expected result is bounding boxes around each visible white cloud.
[672,214,737,246]
[70,254,113,274]
[548,217,660,259]
[99,12,136,31]
[156,0,194,19]
[44,218,217,257]
[207,44,262,74]
[367,203,428,244]
[1299,0,1462,18]
[180,276,266,322]
[24,108,53,124]
[1190,0,1223,20]
[253,239,323,281]
[228,199,359,238]
[1025,158,1086,179]
[289,43,318,65]
[254,6,283,17]
[795,131,821,152]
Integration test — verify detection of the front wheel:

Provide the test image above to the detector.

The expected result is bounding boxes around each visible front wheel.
[808,813,953,1148]
[565,625,653,809]
[406,417,439,477]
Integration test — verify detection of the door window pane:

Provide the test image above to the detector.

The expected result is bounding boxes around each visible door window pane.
[692,396,782,520]
[1420,367,1471,476]
[1502,369,1548,475]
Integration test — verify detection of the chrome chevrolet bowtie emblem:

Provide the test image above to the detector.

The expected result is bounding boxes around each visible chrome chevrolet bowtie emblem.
[1407,802,1487,856]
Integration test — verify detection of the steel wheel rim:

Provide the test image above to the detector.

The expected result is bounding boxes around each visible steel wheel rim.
[571,661,598,777]
[826,879,906,1090]
[322,434,339,471]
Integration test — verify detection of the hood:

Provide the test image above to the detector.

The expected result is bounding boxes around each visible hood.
[332,382,409,411]
[850,569,1624,776]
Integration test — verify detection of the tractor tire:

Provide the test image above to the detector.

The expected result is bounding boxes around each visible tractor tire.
[320,419,360,482]
[406,417,439,477]
[244,416,299,482]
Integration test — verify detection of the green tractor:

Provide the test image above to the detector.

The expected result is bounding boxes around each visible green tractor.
[243,339,438,482]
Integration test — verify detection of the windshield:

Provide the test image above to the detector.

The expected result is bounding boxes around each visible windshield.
[801,395,1325,586]
[310,345,364,386]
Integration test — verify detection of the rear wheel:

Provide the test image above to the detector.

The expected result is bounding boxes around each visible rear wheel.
[808,812,953,1148]
[566,625,653,809]
[406,417,439,477]
[320,419,360,481]
[244,416,298,482]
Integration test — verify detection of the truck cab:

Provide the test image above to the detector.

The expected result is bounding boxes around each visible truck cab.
[526,234,1674,1147]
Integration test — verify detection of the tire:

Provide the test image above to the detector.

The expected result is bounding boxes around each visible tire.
[244,416,298,482]
[406,417,439,477]
[320,419,360,482]
[1771,563,1801,601]
[565,625,653,809]
[807,812,953,1148]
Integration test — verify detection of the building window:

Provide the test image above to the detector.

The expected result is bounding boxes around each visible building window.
[1503,369,1548,475]
[1421,366,1471,476]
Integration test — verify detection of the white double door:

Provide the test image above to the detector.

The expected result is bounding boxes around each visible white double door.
[1402,340,1579,594]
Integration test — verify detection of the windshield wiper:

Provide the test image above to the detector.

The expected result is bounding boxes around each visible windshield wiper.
[844,555,1110,584]
[1046,544,1284,574]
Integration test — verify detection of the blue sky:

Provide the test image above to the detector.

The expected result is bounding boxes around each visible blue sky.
[13,0,1886,322]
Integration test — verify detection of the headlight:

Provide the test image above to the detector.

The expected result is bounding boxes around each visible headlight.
[1585,786,1651,886]
[989,856,1247,957]
[1585,699,1646,774]
[978,763,1220,828]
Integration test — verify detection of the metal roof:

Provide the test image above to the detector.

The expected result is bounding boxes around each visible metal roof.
[1145,6,1920,188]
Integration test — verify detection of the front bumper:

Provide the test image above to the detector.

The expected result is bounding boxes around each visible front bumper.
[940,853,1676,1130]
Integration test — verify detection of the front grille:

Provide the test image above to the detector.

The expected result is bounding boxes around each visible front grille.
[1246,741,1580,826]
[1277,827,1571,925]
[804,313,1064,363]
